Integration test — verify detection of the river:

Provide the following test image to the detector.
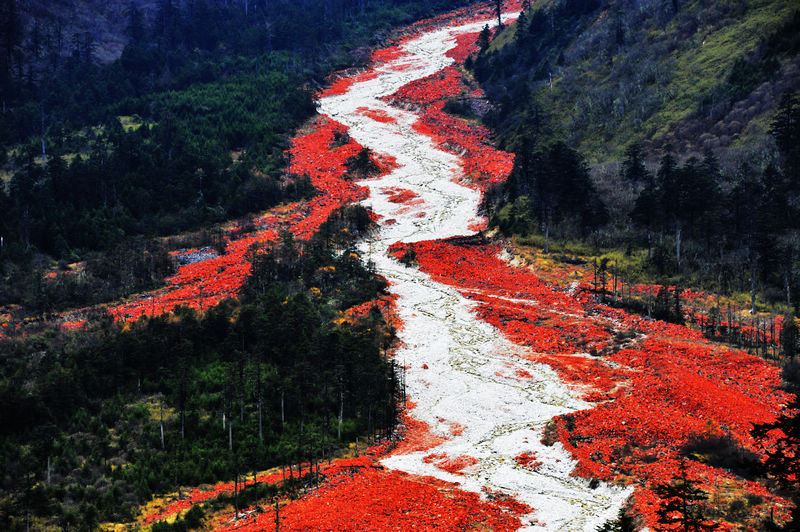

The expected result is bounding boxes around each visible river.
[317,13,630,531]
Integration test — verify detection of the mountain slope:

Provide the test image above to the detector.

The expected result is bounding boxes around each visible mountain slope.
[474,0,800,315]
[475,0,800,163]
[14,0,159,64]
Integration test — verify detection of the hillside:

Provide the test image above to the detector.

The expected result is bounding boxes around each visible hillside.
[475,0,800,164]
[14,0,159,65]
[475,0,800,318]
[0,1,798,531]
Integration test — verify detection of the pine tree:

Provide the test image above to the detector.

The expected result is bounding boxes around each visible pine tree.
[597,508,636,531]
[653,460,719,531]
[771,91,799,183]
[495,0,503,28]
[124,2,146,45]
[781,315,798,359]
[620,143,650,185]
[752,393,800,528]
[477,24,492,52]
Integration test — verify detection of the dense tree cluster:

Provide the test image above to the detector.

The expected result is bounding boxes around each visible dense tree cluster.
[483,139,607,251]
[0,0,472,313]
[473,0,800,314]
[0,207,397,530]
[472,0,600,92]
[485,88,800,312]
[1,74,313,260]
[472,0,799,156]
[625,93,800,309]
[0,237,176,315]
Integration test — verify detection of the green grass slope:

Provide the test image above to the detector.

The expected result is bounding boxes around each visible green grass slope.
[476,0,800,163]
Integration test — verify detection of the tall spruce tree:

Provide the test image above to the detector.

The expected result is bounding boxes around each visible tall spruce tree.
[752,393,800,529]
[653,460,719,531]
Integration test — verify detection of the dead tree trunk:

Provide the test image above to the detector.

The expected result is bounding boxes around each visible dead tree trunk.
[337,387,343,440]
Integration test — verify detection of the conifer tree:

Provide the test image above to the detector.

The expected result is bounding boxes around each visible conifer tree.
[597,508,636,532]
[752,393,800,528]
[653,460,718,531]
[477,24,491,52]
[781,315,798,359]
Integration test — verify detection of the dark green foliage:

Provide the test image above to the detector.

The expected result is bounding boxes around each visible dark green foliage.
[682,433,760,481]
[345,147,380,179]
[442,97,477,118]
[620,143,650,185]
[650,283,684,325]
[653,460,719,531]
[398,246,417,267]
[484,87,800,314]
[469,0,800,312]
[0,237,175,313]
[782,359,800,391]
[752,392,800,529]
[625,138,800,306]
[0,0,472,145]
[0,0,22,89]
[725,55,779,103]
[597,508,636,532]
[471,0,797,159]
[631,149,719,267]
[1,71,310,260]
[151,504,205,532]
[0,209,396,529]
[781,315,798,359]
[477,24,492,52]
[473,0,600,87]
[484,140,607,246]
[725,10,800,103]
[771,91,800,184]
[0,0,472,312]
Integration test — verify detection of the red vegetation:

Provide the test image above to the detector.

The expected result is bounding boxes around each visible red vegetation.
[106,117,370,322]
[371,45,408,65]
[373,152,401,176]
[406,237,790,527]
[481,486,535,517]
[388,66,465,105]
[142,471,286,524]
[384,63,514,192]
[214,456,524,531]
[423,452,480,475]
[445,31,482,62]
[382,186,422,205]
[318,70,380,98]
[515,452,542,471]
[356,106,398,124]
[390,400,448,456]
[36,1,792,527]
[282,118,370,239]
[85,3,515,328]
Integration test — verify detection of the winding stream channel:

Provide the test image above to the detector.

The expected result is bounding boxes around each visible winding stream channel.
[318,15,631,531]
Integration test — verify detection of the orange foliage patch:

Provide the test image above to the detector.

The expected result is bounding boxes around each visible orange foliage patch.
[408,237,789,528]
[214,457,525,532]
[356,106,397,124]
[423,452,480,475]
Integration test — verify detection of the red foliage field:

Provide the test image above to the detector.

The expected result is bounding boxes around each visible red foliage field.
[105,117,369,322]
[214,457,525,532]
[357,106,398,124]
[407,238,791,526]
[52,0,793,527]
[385,64,514,192]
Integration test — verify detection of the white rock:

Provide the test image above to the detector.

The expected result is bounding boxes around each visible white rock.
[318,13,631,531]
